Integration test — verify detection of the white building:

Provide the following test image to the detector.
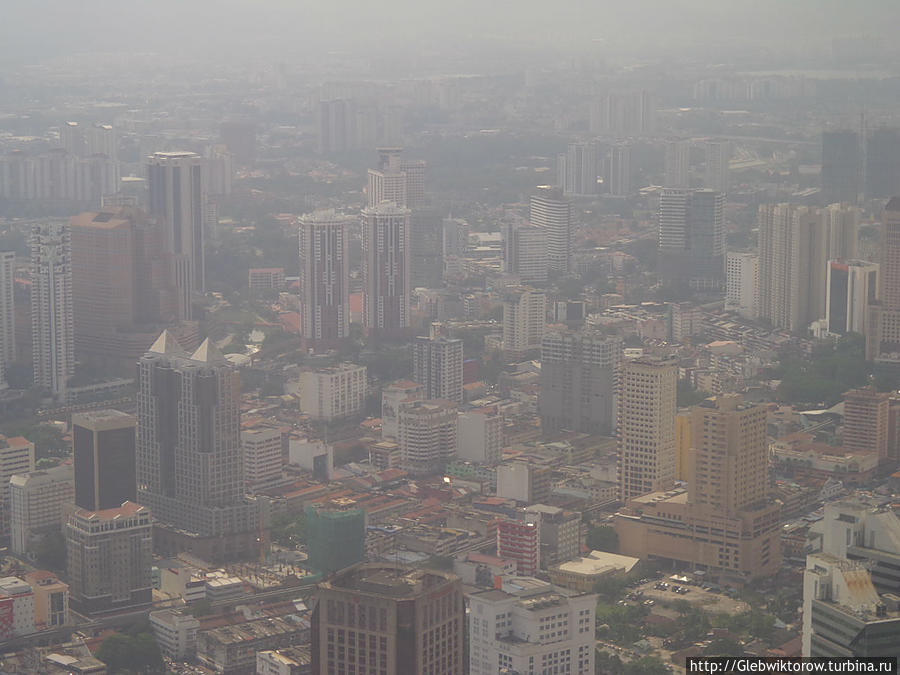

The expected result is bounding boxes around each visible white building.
[664,139,691,189]
[503,223,548,284]
[412,335,463,403]
[502,287,546,357]
[726,252,759,319]
[0,251,15,388]
[31,223,74,400]
[241,427,283,490]
[298,363,366,421]
[150,609,200,660]
[467,577,596,675]
[399,399,458,476]
[0,577,35,638]
[530,187,572,274]
[826,260,878,335]
[381,380,425,440]
[457,408,502,464]
[9,463,74,556]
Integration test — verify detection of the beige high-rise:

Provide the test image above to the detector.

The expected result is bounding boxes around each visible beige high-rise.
[618,356,677,501]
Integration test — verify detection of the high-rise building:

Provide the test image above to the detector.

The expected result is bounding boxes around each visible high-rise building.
[539,330,621,436]
[501,287,545,357]
[525,504,582,568]
[822,130,862,204]
[824,202,861,261]
[409,208,443,288]
[557,141,601,196]
[617,395,782,581]
[72,410,136,512]
[412,334,463,403]
[136,331,258,562]
[502,222,548,284]
[317,99,356,155]
[496,461,552,504]
[441,217,468,258]
[304,501,366,574]
[311,563,464,675]
[361,202,411,337]
[530,187,573,274]
[381,380,425,440]
[65,501,152,615]
[826,260,878,335]
[658,189,725,289]
[468,577,596,675]
[0,437,35,538]
[496,516,541,576]
[0,251,15,386]
[456,407,502,464]
[9,463,74,556]
[866,127,900,200]
[366,148,425,209]
[147,151,207,320]
[618,356,677,502]
[31,223,74,399]
[606,142,632,197]
[298,363,367,421]
[25,571,69,631]
[298,210,352,350]
[241,427,283,490]
[842,387,890,463]
[725,252,759,319]
[398,399,457,476]
[590,90,656,136]
[867,199,900,362]
[704,140,731,193]
[664,139,691,188]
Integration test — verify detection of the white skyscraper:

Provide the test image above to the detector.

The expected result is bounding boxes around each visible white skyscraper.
[502,287,546,357]
[726,252,759,319]
[0,251,15,388]
[147,151,207,320]
[31,224,74,400]
[557,141,601,196]
[664,139,691,188]
[530,187,573,274]
[826,260,879,335]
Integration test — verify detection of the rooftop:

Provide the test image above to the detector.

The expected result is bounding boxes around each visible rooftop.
[325,563,458,599]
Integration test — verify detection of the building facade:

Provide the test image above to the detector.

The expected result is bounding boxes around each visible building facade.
[9,463,74,556]
[299,363,367,421]
[502,287,546,358]
[530,187,572,274]
[398,399,458,476]
[361,202,411,337]
[412,335,463,403]
[72,409,135,512]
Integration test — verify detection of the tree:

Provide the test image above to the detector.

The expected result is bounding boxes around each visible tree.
[624,657,670,675]
[34,530,66,570]
[587,525,618,552]
[704,637,743,656]
[96,631,164,674]
[270,511,305,547]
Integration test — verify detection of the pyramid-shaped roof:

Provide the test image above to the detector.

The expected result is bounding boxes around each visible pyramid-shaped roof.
[190,338,227,364]
[147,330,188,356]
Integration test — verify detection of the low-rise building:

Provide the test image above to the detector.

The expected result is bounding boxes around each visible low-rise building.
[198,616,309,674]
[0,576,34,638]
[549,550,640,592]
[256,647,310,675]
[150,609,200,660]
[9,463,75,556]
[299,363,367,421]
[25,571,68,630]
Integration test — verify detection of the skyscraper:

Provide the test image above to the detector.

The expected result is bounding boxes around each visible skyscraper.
[31,223,74,399]
[298,210,352,350]
[826,260,878,335]
[72,410,136,512]
[147,151,207,320]
[590,90,656,136]
[501,287,546,357]
[361,202,411,338]
[311,563,464,675]
[539,330,621,436]
[664,139,691,188]
[618,356,677,501]
[412,334,463,402]
[530,187,572,274]
[725,252,759,319]
[868,198,900,361]
[0,251,15,387]
[135,331,258,561]
[821,130,862,204]
[304,501,365,574]
[704,140,731,193]
[842,387,890,463]
[606,142,632,197]
[557,141,601,196]
[398,399,457,476]
[865,127,900,200]
[502,222,548,284]
[658,189,725,289]
[366,148,425,209]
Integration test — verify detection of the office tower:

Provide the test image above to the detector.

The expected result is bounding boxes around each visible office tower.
[304,501,365,574]
[664,139,691,188]
[590,90,656,136]
[802,554,900,657]
[824,202,860,261]
[530,186,573,274]
[757,204,835,332]
[381,380,425,439]
[617,395,782,581]
[31,223,74,399]
[496,516,541,576]
[868,199,900,361]
[503,222,548,284]
[317,99,356,154]
[822,130,862,204]
[539,330,621,436]
[496,461,552,504]
[866,127,900,200]
[412,334,463,403]
[206,145,233,196]
[726,252,759,319]
[409,208,443,288]
[525,504,581,568]
[298,363,367,421]
[136,331,258,561]
[704,140,731,193]
[398,399,457,476]
[843,387,890,462]
[65,501,152,615]
[9,463,74,556]
[147,151,207,320]
[468,578,596,675]
[311,563,464,675]
[241,427,282,490]
[72,410,136,512]
[298,209,352,350]
[501,287,545,357]
[658,189,725,289]
[366,148,426,209]
[0,251,14,387]
[557,141,601,196]
[826,260,878,335]
[618,356,677,501]
[606,142,632,197]
[361,202,411,338]
[456,407,502,464]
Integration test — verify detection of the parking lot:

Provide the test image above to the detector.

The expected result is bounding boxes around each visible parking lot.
[627,579,751,614]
